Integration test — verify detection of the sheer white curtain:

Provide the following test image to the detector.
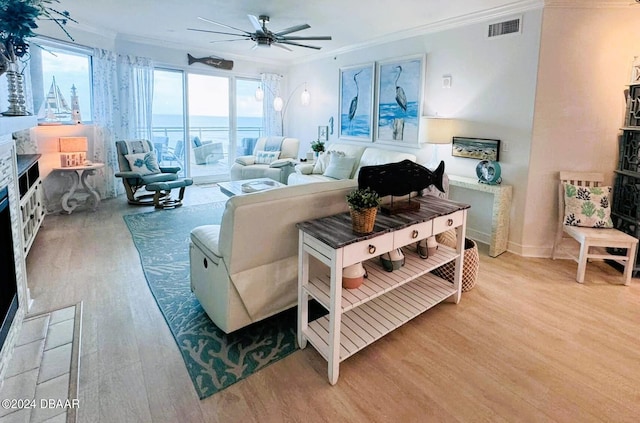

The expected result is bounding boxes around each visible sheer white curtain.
[92,49,154,198]
[262,73,281,136]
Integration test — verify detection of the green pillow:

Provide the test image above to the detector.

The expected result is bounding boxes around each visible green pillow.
[563,183,613,228]
[323,156,356,180]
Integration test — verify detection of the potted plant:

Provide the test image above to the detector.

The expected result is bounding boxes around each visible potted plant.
[346,186,381,234]
[0,0,76,66]
[0,0,76,115]
[310,139,325,157]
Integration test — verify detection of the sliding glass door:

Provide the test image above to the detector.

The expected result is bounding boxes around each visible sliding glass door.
[151,69,186,176]
[152,69,264,182]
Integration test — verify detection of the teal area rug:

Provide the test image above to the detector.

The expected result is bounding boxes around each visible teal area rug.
[124,202,301,399]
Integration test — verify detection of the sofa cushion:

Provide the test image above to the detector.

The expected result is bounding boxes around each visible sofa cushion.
[125,151,160,175]
[355,148,417,178]
[323,156,357,180]
[190,225,222,263]
[288,173,336,184]
[234,155,256,166]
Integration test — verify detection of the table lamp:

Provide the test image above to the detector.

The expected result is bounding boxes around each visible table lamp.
[421,117,454,169]
[59,137,88,167]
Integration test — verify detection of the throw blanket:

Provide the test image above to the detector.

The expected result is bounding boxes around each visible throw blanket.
[264,136,285,152]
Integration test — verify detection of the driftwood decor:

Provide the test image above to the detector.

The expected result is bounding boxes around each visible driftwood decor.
[358,160,445,215]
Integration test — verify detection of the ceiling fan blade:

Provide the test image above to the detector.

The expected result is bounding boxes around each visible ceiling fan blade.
[279,35,332,41]
[188,28,248,38]
[247,15,265,34]
[278,40,322,50]
[275,24,311,36]
[272,43,293,52]
[209,38,251,44]
[197,16,251,35]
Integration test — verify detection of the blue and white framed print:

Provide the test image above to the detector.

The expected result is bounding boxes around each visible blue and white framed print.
[375,55,425,145]
[339,63,375,142]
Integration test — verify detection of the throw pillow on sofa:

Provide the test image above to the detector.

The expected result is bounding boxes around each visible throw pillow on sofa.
[313,151,345,174]
[323,155,356,180]
[255,150,280,164]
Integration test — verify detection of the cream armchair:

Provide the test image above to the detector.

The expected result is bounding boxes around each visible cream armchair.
[229,137,299,184]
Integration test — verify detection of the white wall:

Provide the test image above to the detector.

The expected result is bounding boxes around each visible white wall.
[286,9,543,251]
[522,5,640,257]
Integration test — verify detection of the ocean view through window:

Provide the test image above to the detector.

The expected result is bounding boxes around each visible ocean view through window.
[152,70,263,182]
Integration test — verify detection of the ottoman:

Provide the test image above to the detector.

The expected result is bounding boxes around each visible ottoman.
[145,178,193,209]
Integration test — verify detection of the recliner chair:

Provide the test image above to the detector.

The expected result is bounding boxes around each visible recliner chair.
[115,139,182,205]
[229,137,299,184]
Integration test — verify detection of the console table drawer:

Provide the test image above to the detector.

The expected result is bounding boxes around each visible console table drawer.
[393,221,433,249]
[433,210,464,235]
[342,234,393,267]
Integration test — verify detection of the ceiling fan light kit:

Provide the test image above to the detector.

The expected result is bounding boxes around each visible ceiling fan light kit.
[189,14,332,51]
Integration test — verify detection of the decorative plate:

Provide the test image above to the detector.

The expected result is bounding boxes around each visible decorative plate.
[476,160,502,185]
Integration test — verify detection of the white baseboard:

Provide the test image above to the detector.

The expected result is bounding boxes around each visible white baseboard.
[465,228,490,246]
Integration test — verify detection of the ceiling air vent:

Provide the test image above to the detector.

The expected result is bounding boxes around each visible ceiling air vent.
[487,18,521,38]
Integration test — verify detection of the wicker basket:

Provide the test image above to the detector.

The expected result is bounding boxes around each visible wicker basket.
[432,233,479,292]
[350,208,377,234]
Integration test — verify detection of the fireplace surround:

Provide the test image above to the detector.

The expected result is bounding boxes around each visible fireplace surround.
[0,116,36,384]
[0,186,18,350]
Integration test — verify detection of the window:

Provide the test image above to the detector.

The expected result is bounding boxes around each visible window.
[29,42,92,123]
[235,78,263,156]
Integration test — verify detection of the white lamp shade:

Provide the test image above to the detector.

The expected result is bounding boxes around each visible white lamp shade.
[255,86,264,101]
[273,96,284,111]
[300,88,310,106]
[421,117,454,144]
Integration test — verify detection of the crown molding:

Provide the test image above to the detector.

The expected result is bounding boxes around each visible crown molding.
[295,0,545,65]
[544,0,637,8]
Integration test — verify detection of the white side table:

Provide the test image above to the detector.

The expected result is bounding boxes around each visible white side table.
[53,163,104,214]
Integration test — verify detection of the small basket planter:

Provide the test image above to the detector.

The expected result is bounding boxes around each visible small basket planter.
[350,208,377,234]
[346,187,380,234]
[432,234,479,292]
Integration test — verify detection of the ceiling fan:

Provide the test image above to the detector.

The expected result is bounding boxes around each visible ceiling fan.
[188,14,332,51]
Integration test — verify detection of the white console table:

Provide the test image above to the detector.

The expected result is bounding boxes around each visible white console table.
[448,175,512,257]
[297,196,469,384]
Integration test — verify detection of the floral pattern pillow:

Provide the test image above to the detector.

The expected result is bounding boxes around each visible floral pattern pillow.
[563,183,613,228]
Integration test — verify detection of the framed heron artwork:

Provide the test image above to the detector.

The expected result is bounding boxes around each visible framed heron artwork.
[375,55,425,145]
[339,63,375,141]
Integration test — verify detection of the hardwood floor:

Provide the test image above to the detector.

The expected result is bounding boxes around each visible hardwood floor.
[25,186,640,422]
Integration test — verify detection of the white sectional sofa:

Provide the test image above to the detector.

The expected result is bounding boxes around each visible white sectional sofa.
[190,179,357,333]
[190,143,427,333]
[288,143,417,185]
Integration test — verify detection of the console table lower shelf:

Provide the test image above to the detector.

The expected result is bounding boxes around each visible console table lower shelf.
[304,249,457,363]
[297,196,469,384]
